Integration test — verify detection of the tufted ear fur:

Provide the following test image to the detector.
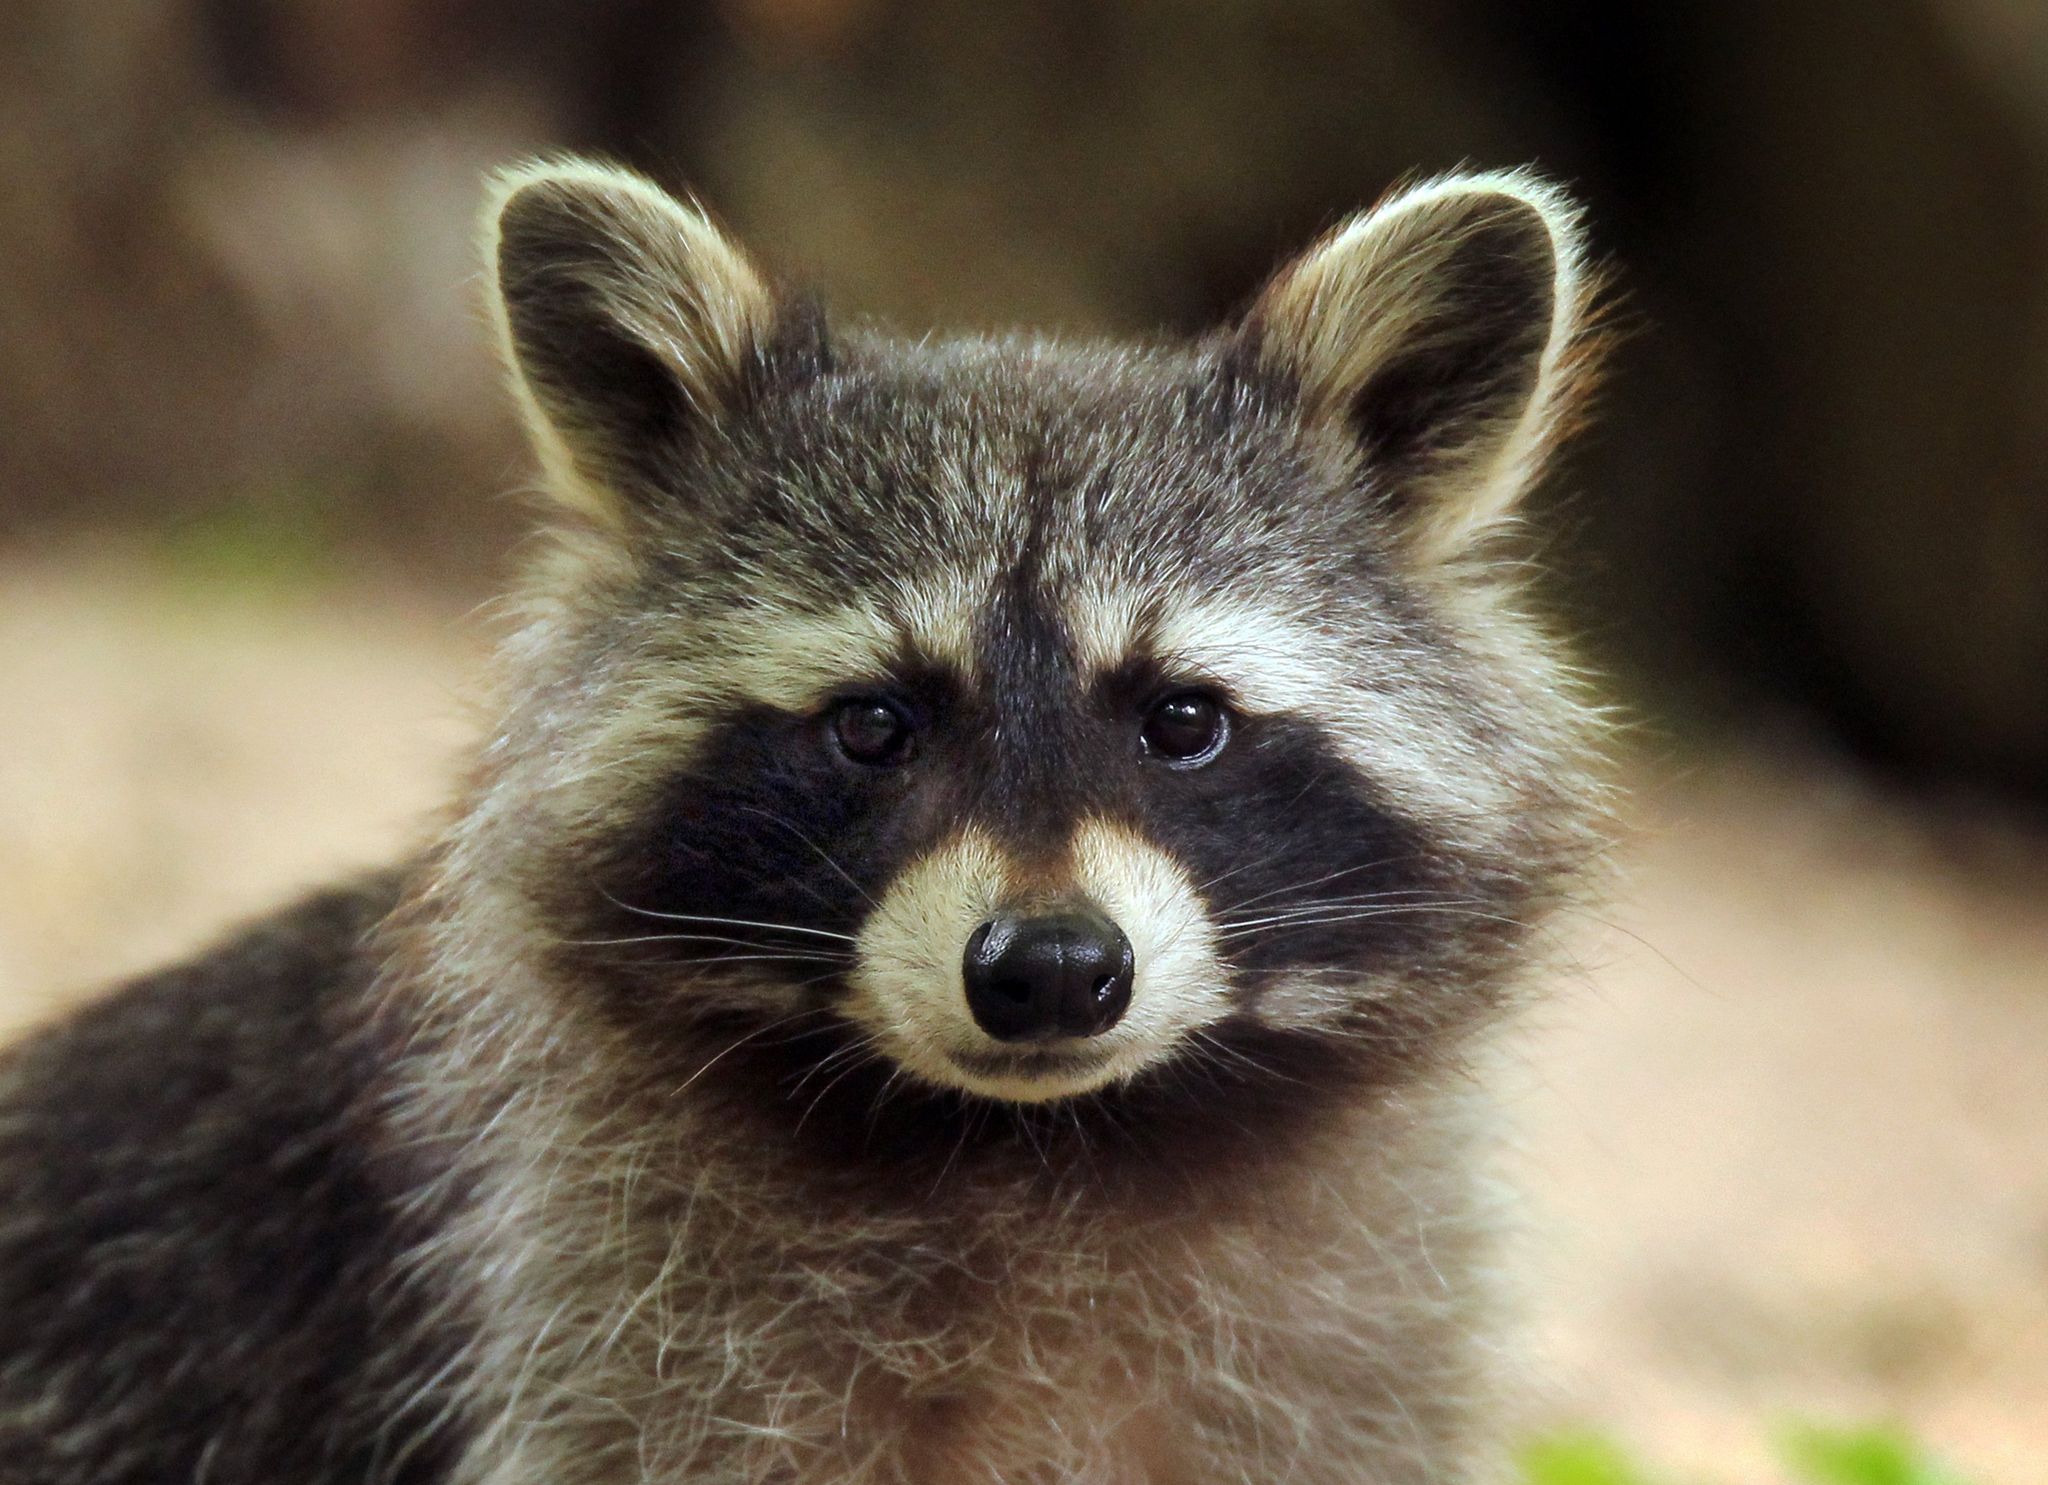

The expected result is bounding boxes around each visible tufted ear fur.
[484,159,823,525]
[1236,171,1595,563]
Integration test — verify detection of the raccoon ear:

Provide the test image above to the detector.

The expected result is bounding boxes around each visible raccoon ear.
[484,159,822,524]
[1236,171,1593,562]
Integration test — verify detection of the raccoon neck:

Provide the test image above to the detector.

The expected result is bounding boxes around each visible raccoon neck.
[370,844,1501,1482]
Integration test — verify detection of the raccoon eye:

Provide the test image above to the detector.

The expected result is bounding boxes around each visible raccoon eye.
[1141,691,1230,766]
[831,697,915,766]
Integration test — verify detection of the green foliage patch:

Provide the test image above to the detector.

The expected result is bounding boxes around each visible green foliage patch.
[1518,1422,1978,1485]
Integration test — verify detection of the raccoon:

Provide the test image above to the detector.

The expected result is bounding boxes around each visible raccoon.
[0,159,1607,1484]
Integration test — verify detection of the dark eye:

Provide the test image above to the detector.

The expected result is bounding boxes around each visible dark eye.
[1141,691,1230,765]
[831,697,915,766]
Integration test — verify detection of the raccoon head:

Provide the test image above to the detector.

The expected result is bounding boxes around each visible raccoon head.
[474,160,1604,1116]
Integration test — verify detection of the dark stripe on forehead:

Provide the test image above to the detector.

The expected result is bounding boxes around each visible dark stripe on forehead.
[967,565,1104,854]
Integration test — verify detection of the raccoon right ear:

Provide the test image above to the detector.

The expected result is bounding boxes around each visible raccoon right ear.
[1233,171,1595,564]
[484,160,821,524]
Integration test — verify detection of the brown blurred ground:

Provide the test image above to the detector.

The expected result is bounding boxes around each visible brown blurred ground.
[1,554,2043,1481]
[1516,763,2048,1480]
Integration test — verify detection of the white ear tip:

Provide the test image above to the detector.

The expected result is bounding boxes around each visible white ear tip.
[1242,165,1599,563]
[1367,168,1588,279]
[487,157,672,214]
[481,159,730,278]
[481,154,778,525]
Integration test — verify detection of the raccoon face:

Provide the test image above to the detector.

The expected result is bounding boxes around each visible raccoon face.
[482,162,1602,1110]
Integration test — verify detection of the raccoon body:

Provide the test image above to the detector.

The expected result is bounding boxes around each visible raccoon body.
[0,161,1607,1483]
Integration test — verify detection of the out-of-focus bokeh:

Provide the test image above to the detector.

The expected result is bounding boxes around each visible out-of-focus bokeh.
[2,2,2044,1479]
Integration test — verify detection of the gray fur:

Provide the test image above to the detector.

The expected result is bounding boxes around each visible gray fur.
[0,160,1611,1483]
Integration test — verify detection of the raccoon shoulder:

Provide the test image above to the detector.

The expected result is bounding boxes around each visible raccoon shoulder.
[0,872,463,1485]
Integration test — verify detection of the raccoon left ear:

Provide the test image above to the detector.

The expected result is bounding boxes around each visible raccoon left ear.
[484,159,825,526]
[1234,171,1595,562]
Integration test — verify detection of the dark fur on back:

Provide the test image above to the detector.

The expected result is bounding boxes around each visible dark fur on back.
[0,877,465,1483]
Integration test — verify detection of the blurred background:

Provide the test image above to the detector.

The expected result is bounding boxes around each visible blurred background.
[1,2,2044,1479]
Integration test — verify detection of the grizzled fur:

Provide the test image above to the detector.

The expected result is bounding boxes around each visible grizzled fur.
[0,160,1608,1483]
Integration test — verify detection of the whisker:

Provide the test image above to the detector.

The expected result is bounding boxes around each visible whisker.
[931,1097,991,1197]
[735,807,881,910]
[784,1033,873,1100]
[1218,893,1490,932]
[1221,900,1501,931]
[675,952,849,968]
[1215,855,1431,916]
[1185,1029,1308,1087]
[863,1065,910,1141]
[671,1010,824,1097]
[1192,840,1307,899]
[791,1036,885,1136]
[564,930,852,960]
[1552,903,1710,994]
[1218,903,1528,941]
[595,890,858,943]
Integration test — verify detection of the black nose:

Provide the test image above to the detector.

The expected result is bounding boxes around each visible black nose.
[962,908,1135,1043]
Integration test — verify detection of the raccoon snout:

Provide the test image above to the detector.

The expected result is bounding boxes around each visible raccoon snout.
[962,908,1135,1044]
